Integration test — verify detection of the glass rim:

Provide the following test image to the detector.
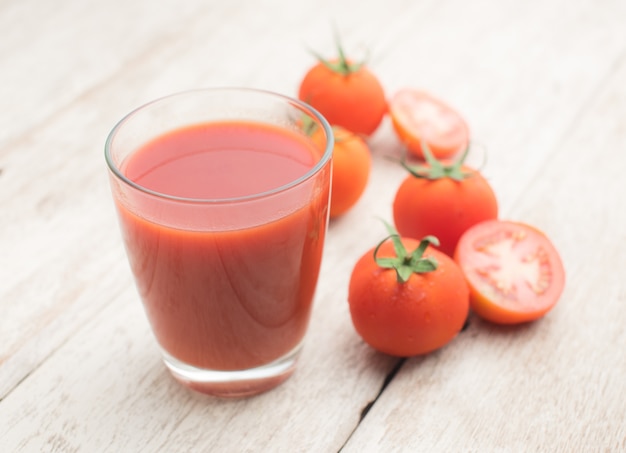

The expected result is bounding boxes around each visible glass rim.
[104,87,334,204]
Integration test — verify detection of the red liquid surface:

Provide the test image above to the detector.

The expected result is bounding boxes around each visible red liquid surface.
[115,121,329,370]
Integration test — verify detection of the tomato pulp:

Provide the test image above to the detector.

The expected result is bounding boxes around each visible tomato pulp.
[114,121,329,371]
[454,220,565,324]
[389,89,470,160]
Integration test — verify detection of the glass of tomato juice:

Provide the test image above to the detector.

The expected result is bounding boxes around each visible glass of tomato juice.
[105,88,333,397]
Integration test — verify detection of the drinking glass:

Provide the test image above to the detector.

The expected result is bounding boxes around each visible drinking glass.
[105,88,333,397]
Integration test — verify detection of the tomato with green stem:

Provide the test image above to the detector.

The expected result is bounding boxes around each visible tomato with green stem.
[454,219,565,324]
[298,35,386,136]
[348,223,469,357]
[393,143,498,256]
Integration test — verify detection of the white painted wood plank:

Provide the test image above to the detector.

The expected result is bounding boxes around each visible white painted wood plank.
[0,0,214,149]
[0,0,393,397]
[1,0,625,450]
[374,0,626,218]
[343,7,626,452]
[0,279,398,452]
[0,1,414,450]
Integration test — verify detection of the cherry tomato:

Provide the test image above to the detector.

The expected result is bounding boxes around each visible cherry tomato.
[327,127,372,217]
[454,219,566,324]
[393,145,498,256]
[309,125,371,217]
[389,88,469,160]
[298,42,386,136]
[348,226,469,357]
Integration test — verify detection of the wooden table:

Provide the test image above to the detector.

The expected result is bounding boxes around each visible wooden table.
[2,0,625,451]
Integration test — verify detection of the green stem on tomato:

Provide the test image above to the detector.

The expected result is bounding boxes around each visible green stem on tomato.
[401,141,475,182]
[373,221,439,283]
[300,112,320,137]
[309,28,366,76]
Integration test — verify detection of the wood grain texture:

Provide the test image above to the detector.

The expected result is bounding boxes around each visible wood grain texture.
[1,0,625,451]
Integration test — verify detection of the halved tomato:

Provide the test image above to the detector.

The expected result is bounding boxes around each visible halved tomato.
[389,89,469,160]
[454,220,565,324]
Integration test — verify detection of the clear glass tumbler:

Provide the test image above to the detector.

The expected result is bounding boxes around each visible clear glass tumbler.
[105,88,333,397]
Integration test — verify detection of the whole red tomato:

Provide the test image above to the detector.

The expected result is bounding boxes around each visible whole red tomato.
[348,225,469,357]
[393,145,498,256]
[298,41,386,136]
[311,125,372,218]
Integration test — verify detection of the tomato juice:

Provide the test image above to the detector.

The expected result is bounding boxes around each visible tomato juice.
[112,121,330,371]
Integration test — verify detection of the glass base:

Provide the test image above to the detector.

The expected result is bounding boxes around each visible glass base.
[162,345,301,398]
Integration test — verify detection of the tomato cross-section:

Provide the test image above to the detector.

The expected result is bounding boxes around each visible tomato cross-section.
[454,220,566,324]
[389,89,470,159]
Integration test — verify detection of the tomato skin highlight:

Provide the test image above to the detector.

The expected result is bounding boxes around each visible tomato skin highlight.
[393,166,498,256]
[298,60,387,136]
[389,89,470,160]
[328,127,372,218]
[310,126,372,218]
[348,238,469,357]
[454,220,566,325]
